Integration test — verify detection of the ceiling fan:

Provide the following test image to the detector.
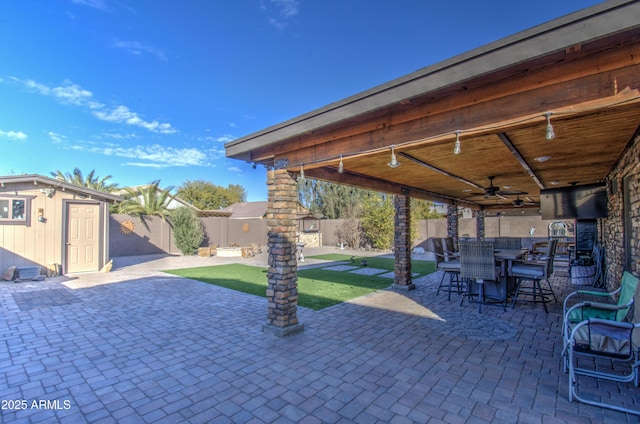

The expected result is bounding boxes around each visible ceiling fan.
[512,195,539,207]
[470,176,527,199]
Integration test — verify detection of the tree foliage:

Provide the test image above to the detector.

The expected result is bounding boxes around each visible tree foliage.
[50,168,118,193]
[411,198,443,219]
[177,180,246,210]
[360,193,395,250]
[298,179,370,219]
[170,207,205,255]
[115,180,174,220]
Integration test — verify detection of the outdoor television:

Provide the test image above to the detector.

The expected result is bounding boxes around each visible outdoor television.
[540,183,608,220]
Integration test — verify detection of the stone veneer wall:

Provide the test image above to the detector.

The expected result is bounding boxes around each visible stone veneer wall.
[475,212,485,240]
[447,205,459,245]
[263,169,303,336]
[603,134,640,286]
[393,194,414,289]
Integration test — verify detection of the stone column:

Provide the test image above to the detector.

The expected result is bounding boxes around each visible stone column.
[263,169,304,337]
[447,204,459,245]
[393,193,415,290]
[476,211,485,240]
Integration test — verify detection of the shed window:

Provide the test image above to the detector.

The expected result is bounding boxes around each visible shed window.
[0,197,29,223]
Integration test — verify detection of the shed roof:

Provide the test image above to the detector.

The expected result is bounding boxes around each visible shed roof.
[0,174,123,202]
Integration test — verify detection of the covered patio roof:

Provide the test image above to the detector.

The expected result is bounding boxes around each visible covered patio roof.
[226,0,640,212]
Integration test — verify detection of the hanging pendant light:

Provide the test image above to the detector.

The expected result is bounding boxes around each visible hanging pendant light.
[387,145,401,168]
[453,130,462,155]
[545,112,555,140]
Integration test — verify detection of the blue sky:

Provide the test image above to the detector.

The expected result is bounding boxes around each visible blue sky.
[0,0,602,201]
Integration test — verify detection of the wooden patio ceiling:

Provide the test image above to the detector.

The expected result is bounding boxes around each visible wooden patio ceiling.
[226,1,640,213]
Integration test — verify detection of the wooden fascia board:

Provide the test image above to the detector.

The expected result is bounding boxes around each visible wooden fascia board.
[225,0,640,160]
[253,34,640,166]
[275,65,640,170]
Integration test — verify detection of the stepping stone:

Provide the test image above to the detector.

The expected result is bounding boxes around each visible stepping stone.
[322,265,359,272]
[378,271,420,279]
[349,267,387,276]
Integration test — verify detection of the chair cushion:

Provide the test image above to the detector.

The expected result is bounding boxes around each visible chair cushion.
[511,263,544,278]
[438,259,460,272]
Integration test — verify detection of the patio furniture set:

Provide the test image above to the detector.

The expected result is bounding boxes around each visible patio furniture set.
[432,236,640,415]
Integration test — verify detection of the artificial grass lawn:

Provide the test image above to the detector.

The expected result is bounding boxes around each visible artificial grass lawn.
[164,255,435,311]
[305,254,436,276]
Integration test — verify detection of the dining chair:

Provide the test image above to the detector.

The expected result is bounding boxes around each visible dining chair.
[442,237,458,261]
[431,238,463,300]
[494,237,521,250]
[459,240,504,312]
[510,248,556,312]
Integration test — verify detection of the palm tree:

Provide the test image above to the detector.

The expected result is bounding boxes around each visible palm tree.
[50,168,119,193]
[116,180,174,220]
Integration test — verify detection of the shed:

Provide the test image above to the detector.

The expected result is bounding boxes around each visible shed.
[0,174,122,276]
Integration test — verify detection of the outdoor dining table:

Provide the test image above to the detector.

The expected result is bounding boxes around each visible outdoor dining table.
[494,248,530,297]
[464,248,529,307]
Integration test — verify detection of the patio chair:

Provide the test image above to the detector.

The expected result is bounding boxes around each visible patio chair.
[563,271,640,415]
[442,237,458,261]
[494,237,521,250]
[510,247,556,312]
[431,238,463,300]
[459,240,504,312]
[515,239,558,304]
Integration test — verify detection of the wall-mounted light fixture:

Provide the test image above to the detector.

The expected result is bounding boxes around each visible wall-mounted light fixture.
[37,208,46,223]
[40,188,55,197]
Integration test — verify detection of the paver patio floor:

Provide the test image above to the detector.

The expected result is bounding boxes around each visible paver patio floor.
[0,248,638,423]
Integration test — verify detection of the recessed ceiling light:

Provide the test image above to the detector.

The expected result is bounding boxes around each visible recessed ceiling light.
[535,156,551,162]
[550,181,560,185]
[503,185,512,189]
[462,189,472,192]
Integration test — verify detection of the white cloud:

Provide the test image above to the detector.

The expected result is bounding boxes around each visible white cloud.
[8,77,176,134]
[68,141,208,168]
[122,162,165,168]
[215,134,236,143]
[21,78,102,108]
[0,129,27,140]
[71,0,109,11]
[264,0,299,29]
[47,131,65,143]
[272,0,298,18]
[111,40,167,61]
[93,105,176,134]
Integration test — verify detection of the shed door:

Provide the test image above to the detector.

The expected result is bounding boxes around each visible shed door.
[66,203,100,273]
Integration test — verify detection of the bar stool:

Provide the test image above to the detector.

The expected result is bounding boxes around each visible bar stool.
[431,238,463,300]
[510,251,555,313]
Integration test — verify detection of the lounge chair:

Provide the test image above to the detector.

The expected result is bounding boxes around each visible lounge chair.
[562,271,640,415]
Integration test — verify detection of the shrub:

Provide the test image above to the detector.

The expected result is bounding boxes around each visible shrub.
[170,207,205,255]
[360,194,394,250]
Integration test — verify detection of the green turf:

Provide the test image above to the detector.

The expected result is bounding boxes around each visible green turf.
[164,257,435,311]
